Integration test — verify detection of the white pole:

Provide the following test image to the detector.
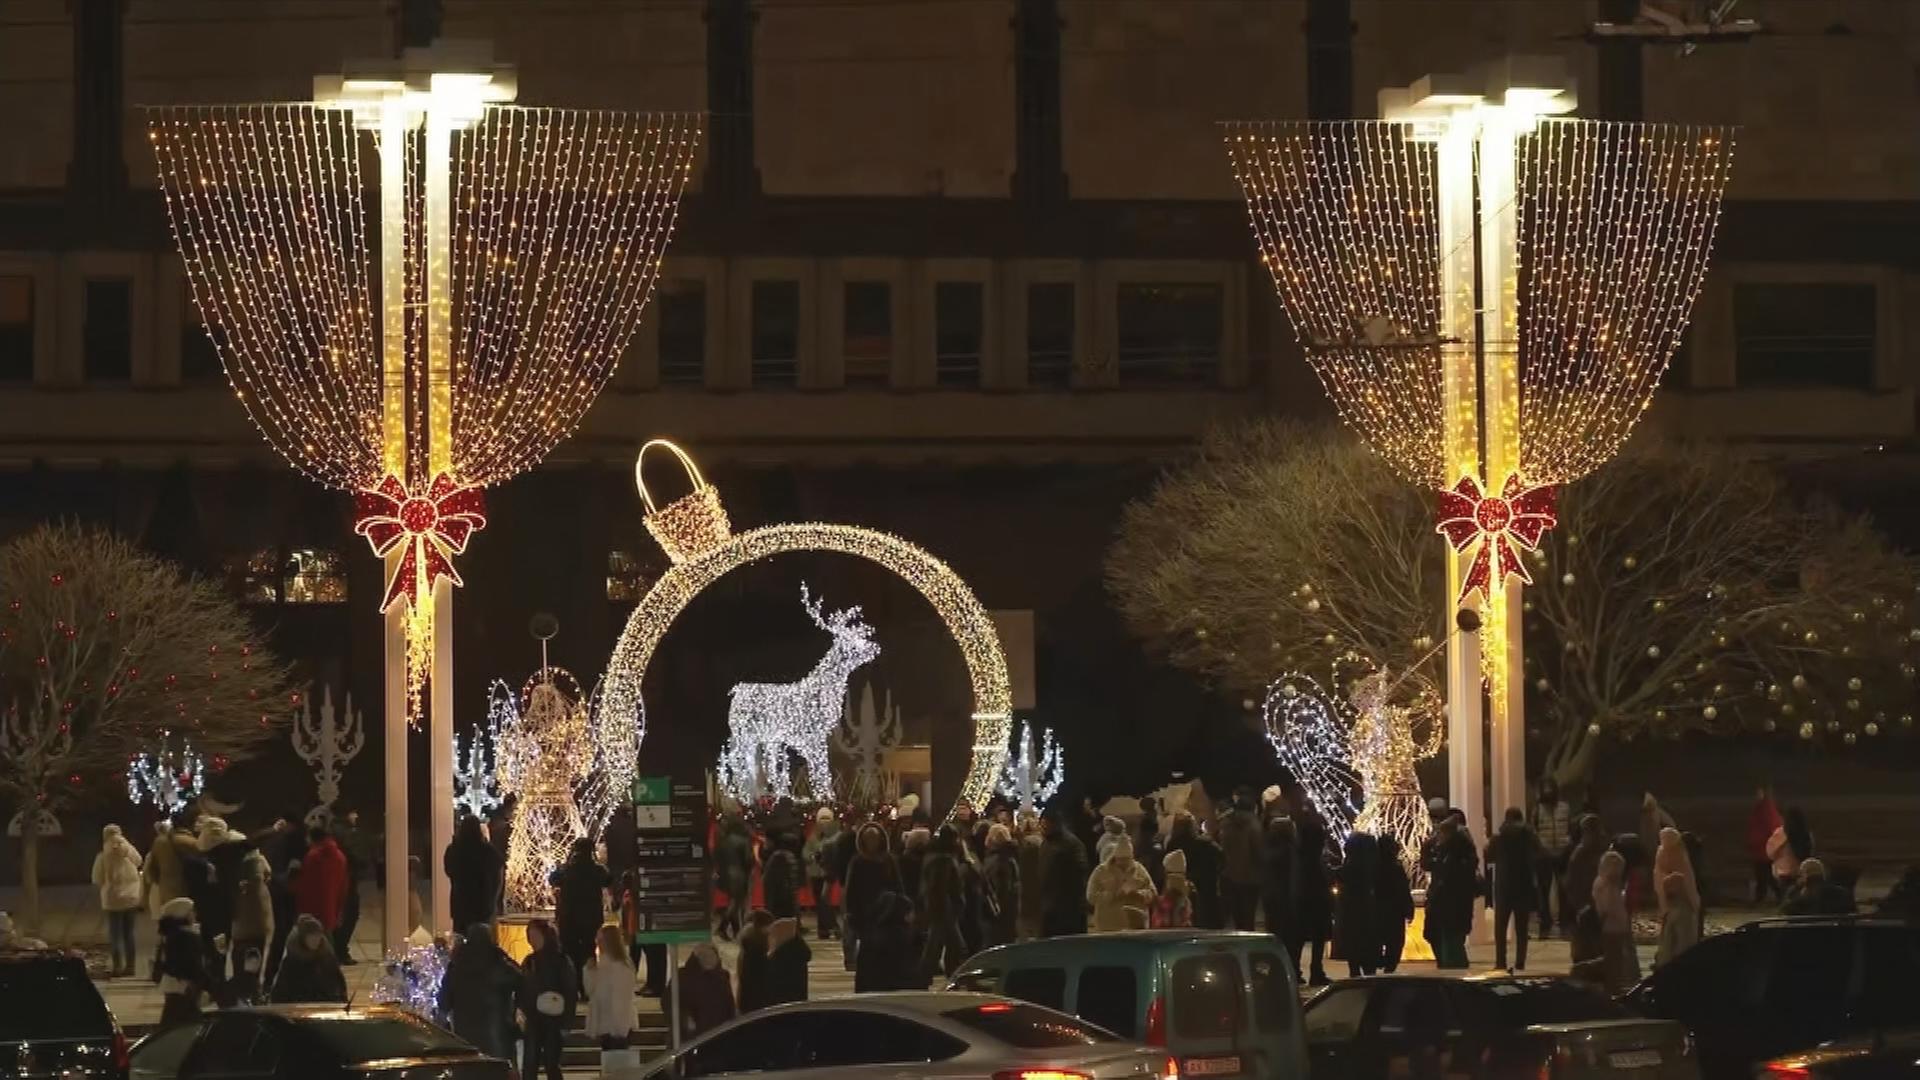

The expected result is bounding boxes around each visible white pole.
[425,105,457,937]
[378,102,411,953]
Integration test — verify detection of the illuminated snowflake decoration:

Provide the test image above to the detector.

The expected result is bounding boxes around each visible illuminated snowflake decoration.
[127,733,207,815]
[452,711,503,821]
[996,719,1065,815]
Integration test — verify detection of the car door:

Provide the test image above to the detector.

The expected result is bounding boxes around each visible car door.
[1625,929,1771,1077]
[673,1011,967,1080]
[1367,982,1466,1080]
[179,1017,289,1080]
[1301,986,1371,1079]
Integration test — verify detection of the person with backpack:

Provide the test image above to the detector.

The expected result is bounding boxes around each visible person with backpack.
[980,823,1021,947]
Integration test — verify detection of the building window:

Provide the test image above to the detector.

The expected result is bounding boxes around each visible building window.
[283,549,348,604]
[657,279,706,387]
[84,279,133,383]
[0,275,32,382]
[935,282,984,388]
[181,287,224,383]
[843,282,892,386]
[224,548,281,605]
[1026,282,1074,389]
[1733,282,1875,389]
[750,280,801,387]
[1116,283,1223,385]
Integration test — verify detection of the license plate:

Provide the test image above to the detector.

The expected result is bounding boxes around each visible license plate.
[1182,1056,1242,1076]
[1609,1050,1662,1069]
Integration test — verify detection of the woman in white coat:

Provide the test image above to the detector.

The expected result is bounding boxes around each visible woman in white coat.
[582,924,638,1050]
[1087,837,1157,933]
[91,825,145,977]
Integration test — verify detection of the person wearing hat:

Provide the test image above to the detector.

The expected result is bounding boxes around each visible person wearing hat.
[802,807,841,940]
[1088,836,1157,932]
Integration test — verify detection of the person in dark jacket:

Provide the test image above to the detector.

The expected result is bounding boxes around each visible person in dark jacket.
[1376,835,1415,973]
[842,823,901,972]
[1293,802,1335,986]
[897,827,931,907]
[981,824,1021,948]
[446,816,505,933]
[549,838,610,995]
[854,891,920,993]
[1781,859,1856,916]
[1259,816,1299,952]
[440,924,521,1060]
[1486,807,1543,971]
[918,826,968,980]
[1217,789,1264,931]
[735,910,775,1013]
[269,914,348,1004]
[1038,812,1091,938]
[1423,813,1480,970]
[714,809,754,941]
[1135,798,1165,891]
[155,897,210,1027]
[762,842,801,921]
[518,920,576,1080]
[199,820,255,978]
[671,943,736,1041]
[1166,812,1223,930]
[260,819,303,991]
[1336,832,1383,977]
[1563,814,1608,929]
[765,917,811,1006]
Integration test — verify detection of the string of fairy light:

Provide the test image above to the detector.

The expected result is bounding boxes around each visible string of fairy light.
[494,669,593,911]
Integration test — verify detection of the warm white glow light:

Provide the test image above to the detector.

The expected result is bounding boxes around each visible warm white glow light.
[996,719,1065,816]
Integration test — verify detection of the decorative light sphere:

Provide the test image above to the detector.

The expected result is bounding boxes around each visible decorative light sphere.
[1646,645,1662,659]
[1851,611,1867,624]
[1865,722,1880,737]
[1903,713,1915,727]
[1561,573,1576,586]
[1903,663,1917,679]
[1654,709,1668,722]
[1323,633,1337,645]
[1846,698,1861,712]
[1714,633,1729,647]
[1910,628,1920,642]
[1844,732,1858,746]
[1305,598,1322,613]
[1623,555,1638,570]
[1766,684,1782,701]
[1702,705,1718,721]
[1652,599,1667,613]
[1535,678,1550,692]
[1803,631,1819,645]
[1781,703,1796,717]
[1798,722,1814,740]
[1791,674,1808,691]
[1587,722,1602,737]
[1826,720,1841,734]
[1242,698,1256,711]
[1763,719,1776,733]
[1195,628,1209,640]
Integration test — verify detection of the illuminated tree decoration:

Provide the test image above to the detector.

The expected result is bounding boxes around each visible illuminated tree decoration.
[147,84,701,728]
[371,940,450,1024]
[720,585,878,803]
[451,711,502,821]
[292,684,366,822]
[996,719,1065,816]
[601,440,1013,818]
[494,669,592,912]
[835,682,901,810]
[127,732,208,815]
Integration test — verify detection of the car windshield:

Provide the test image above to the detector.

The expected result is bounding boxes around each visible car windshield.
[0,959,112,1041]
[299,1016,474,1063]
[1481,982,1634,1027]
[941,1003,1121,1048]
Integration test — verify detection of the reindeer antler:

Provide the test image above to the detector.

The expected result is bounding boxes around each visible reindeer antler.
[800,582,827,628]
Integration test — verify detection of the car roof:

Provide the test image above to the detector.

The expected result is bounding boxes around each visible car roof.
[0,948,83,964]
[965,930,1278,961]
[223,1005,419,1022]
[739,992,1006,1019]
[1310,974,1581,995]
[1733,914,1914,933]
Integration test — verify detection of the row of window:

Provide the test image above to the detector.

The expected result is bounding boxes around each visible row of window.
[222,547,651,605]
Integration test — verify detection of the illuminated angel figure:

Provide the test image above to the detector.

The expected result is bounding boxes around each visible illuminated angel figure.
[1263,657,1445,878]
[493,669,592,912]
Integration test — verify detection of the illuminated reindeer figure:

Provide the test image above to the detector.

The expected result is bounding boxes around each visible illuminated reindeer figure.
[721,585,880,802]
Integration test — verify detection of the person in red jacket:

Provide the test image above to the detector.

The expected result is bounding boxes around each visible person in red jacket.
[1747,784,1784,904]
[293,826,350,933]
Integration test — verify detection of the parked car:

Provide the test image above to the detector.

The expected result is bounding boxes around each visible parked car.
[1625,915,1920,1080]
[1302,974,1698,1079]
[948,930,1308,1080]
[640,992,1177,1079]
[1756,1028,1920,1078]
[127,1006,508,1080]
[0,950,129,1080]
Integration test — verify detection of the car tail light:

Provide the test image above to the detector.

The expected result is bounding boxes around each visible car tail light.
[1161,1055,1181,1080]
[1763,1064,1812,1079]
[111,1031,129,1073]
[1144,996,1167,1046]
[991,1071,1091,1080]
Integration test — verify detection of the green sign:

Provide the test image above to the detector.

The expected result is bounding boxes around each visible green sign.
[632,775,671,804]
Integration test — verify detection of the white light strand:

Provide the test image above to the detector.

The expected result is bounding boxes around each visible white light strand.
[996,719,1065,816]
[495,670,590,911]
[452,708,503,821]
[127,732,207,816]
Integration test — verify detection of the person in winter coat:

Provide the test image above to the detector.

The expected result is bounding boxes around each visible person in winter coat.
[854,892,920,993]
[1423,814,1479,971]
[518,920,577,1080]
[671,942,736,1041]
[1636,793,1677,907]
[1486,807,1542,972]
[1135,798,1165,891]
[1376,835,1414,973]
[714,809,754,941]
[842,823,901,971]
[1153,848,1194,929]
[1781,859,1855,916]
[228,848,274,1004]
[1747,785,1785,903]
[0,911,46,950]
[1769,807,1814,894]
[898,827,931,906]
[1652,827,1699,920]
[1038,812,1091,938]
[1259,816,1299,951]
[1087,836,1156,932]
[803,808,841,939]
[918,826,969,979]
[292,827,350,933]
[549,837,611,993]
[441,924,521,1061]
[980,824,1021,947]
[1336,832,1382,977]
[1592,851,1639,993]
[1654,871,1699,969]
[1293,802,1336,985]
[1095,816,1129,865]
[1015,817,1046,939]
[765,917,811,1006]
[445,816,505,932]
[761,842,800,922]
[1530,778,1573,936]
[1217,790,1264,931]
[735,910,775,1013]
[142,822,188,922]
[1166,812,1223,930]
[269,914,347,1004]
[154,897,209,1026]
[92,825,145,977]
[582,925,636,1049]
[1563,814,1607,927]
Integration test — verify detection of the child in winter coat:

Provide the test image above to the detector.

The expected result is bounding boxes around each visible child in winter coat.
[92,825,145,977]
[1152,848,1193,929]
[270,914,348,1005]
[765,917,811,1007]
[228,848,275,1004]
[583,925,637,1049]
[154,897,209,1026]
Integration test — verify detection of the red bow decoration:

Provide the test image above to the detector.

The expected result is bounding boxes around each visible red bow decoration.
[1435,474,1558,604]
[354,473,488,613]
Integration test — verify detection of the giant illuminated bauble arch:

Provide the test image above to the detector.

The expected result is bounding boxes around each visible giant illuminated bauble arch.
[599,440,1014,816]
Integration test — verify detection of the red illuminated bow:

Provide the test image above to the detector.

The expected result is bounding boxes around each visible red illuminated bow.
[1435,474,1558,605]
[354,473,488,613]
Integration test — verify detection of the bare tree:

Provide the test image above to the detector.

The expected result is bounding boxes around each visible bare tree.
[0,525,293,926]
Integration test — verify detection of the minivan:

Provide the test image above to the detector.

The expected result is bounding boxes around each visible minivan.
[949,931,1308,1079]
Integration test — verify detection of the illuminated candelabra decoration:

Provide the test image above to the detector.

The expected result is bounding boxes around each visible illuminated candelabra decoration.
[494,667,591,912]
[451,710,502,821]
[292,684,366,821]
[127,732,207,815]
[1263,657,1444,878]
[835,682,901,810]
[720,585,879,803]
[601,439,1013,818]
[996,719,1065,816]
[1226,55,1733,829]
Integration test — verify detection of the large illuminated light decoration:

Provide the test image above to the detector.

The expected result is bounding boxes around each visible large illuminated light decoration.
[1226,55,1733,828]
[720,585,879,803]
[494,668,592,912]
[128,732,207,816]
[996,719,1065,816]
[292,684,366,822]
[835,682,902,809]
[601,440,1013,818]
[1263,656,1445,877]
[578,678,644,838]
[452,710,503,821]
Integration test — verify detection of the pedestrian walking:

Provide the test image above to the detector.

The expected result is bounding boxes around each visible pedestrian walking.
[1563,814,1607,927]
[1038,810,1091,938]
[1747,785,1784,904]
[803,808,841,939]
[670,942,736,1041]
[269,914,348,1004]
[92,825,144,978]
[854,892,920,992]
[898,827,931,906]
[762,840,801,922]
[583,925,637,1049]
[1293,801,1335,985]
[765,917,811,1006]
[1167,811,1223,930]
[919,825,969,979]
[441,924,521,1061]
[1259,816,1298,951]
[445,816,505,932]
[1654,871,1699,969]
[1592,851,1639,993]
[517,919,576,1080]
[292,826,349,936]
[198,818,252,982]
[735,910,775,1013]
[332,810,368,964]
[714,807,753,941]
[1087,836,1156,932]
[1636,793,1677,908]
[981,824,1022,947]
[1217,789,1264,931]
[1376,835,1413,973]
[843,822,900,970]
[1530,779,1572,936]
[1016,815,1046,939]
[1486,807,1542,972]
[154,897,210,1027]
[1769,807,1814,895]
[142,822,187,924]
[1423,813,1478,971]
[1153,848,1194,929]
[1336,832,1382,978]
[549,837,610,994]
[228,847,274,1004]
[1135,798,1165,890]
